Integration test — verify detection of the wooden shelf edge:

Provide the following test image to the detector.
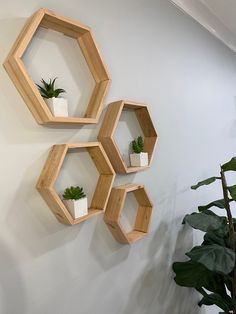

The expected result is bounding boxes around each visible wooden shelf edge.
[72,208,103,225]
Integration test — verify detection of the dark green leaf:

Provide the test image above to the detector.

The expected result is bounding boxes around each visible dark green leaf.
[183,211,226,232]
[198,199,225,212]
[54,88,66,97]
[173,260,227,296]
[36,78,66,99]
[198,293,233,312]
[191,177,220,190]
[51,77,57,90]
[63,186,86,200]
[203,229,228,247]
[228,185,236,201]
[186,244,235,274]
[131,136,144,154]
[222,157,236,172]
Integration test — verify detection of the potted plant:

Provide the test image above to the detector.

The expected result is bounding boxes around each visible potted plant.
[62,186,88,219]
[173,156,236,314]
[36,78,68,117]
[130,136,148,167]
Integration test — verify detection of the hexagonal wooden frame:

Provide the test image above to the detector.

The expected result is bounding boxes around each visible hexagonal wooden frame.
[98,100,158,173]
[104,184,153,244]
[4,8,111,125]
[36,142,115,225]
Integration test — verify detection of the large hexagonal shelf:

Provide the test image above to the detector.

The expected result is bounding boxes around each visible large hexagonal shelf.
[104,184,153,244]
[37,142,115,225]
[4,8,110,125]
[98,100,158,173]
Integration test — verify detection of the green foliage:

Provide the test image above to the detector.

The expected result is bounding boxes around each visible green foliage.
[63,186,86,200]
[173,261,227,295]
[36,78,66,99]
[183,210,227,232]
[186,244,235,274]
[198,199,226,212]
[172,157,236,314]
[132,136,144,154]
[191,176,220,190]
[222,157,236,172]
[228,185,236,201]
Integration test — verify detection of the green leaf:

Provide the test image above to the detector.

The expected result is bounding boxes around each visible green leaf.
[191,177,220,190]
[131,136,144,154]
[198,199,225,212]
[203,228,228,247]
[183,211,226,232]
[54,88,66,98]
[51,77,57,90]
[63,186,86,200]
[228,185,236,201]
[173,260,227,296]
[198,293,234,312]
[186,244,235,274]
[222,157,236,172]
[36,78,66,99]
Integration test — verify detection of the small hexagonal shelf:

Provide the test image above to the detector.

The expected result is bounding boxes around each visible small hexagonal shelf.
[4,8,110,125]
[98,100,158,173]
[104,183,153,244]
[37,142,115,225]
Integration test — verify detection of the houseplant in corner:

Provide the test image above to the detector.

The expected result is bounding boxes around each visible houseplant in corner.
[173,156,236,314]
[36,78,68,117]
[62,186,88,219]
[130,136,148,167]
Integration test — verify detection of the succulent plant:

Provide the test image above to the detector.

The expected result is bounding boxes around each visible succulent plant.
[132,136,144,154]
[36,78,66,99]
[63,186,86,200]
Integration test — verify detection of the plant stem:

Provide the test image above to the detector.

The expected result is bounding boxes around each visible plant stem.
[221,168,236,304]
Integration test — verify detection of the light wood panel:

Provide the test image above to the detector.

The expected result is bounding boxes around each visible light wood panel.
[37,142,115,225]
[98,100,158,173]
[104,184,153,244]
[4,8,111,126]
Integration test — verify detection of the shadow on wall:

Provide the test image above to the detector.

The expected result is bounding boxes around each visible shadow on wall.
[5,151,85,258]
[229,96,236,138]
[122,222,205,314]
[89,217,131,270]
[0,237,26,313]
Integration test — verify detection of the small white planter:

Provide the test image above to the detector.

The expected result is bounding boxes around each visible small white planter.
[130,152,148,167]
[63,197,88,219]
[46,97,68,117]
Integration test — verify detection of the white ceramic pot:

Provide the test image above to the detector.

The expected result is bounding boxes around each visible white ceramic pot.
[130,152,148,167]
[63,197,88,219]
[46,97,68,117]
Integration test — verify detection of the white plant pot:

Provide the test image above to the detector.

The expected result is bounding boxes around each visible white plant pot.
[46,97,68,117]
[130,152,148,167]
[63,197,88,219]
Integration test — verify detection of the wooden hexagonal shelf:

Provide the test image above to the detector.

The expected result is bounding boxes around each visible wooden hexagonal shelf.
[104,184,153,244]
[37,142,115,225]
[4,8,110,125]
[98,100,158,173]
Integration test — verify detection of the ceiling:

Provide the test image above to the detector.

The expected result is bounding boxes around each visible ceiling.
[170,0,236,53]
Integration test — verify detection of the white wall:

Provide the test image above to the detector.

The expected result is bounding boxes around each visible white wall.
[0,0,236,313]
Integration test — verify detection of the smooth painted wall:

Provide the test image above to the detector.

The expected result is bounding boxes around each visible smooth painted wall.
[0,0,236,313]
